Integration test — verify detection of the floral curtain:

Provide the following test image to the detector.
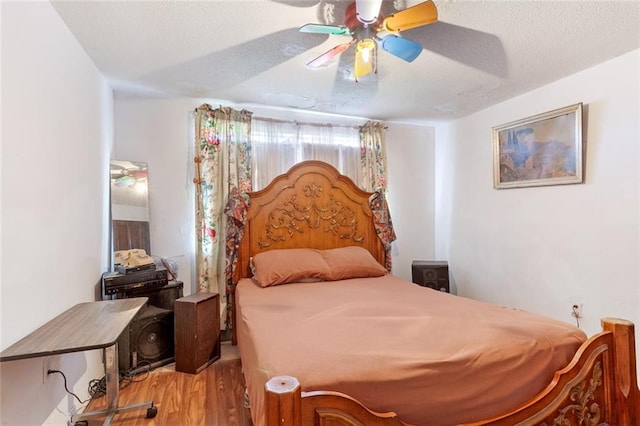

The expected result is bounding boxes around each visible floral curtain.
[194,104,252,329]
[359,121,395,269]
[359,121,388,192]
[369,191,396,270]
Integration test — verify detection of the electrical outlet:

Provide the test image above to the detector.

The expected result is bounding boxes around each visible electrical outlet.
[571,303,583,319]
[42,356,58,384]
[42,357,50,384]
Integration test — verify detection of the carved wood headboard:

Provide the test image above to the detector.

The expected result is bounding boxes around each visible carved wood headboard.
[234,160,385,282]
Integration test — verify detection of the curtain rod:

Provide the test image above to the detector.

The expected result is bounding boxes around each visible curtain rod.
[253,115,386,130]
[195,105,386,130]
[253,116,359,129]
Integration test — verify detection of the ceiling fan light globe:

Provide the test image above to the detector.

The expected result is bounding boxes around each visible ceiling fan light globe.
[357,39,376,52]
[355,0,383,24]
[357,39,375,62]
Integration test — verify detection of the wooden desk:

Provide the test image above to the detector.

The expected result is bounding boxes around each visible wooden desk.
[0,298,156,425]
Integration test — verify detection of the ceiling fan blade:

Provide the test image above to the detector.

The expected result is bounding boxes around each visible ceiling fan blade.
[379,34,423,62]
[355,0,384,24]
[381,0,438,32]
[306,40,355,67]
[354,39,376,82]
[405,21,507,78]
[300,23,351,36]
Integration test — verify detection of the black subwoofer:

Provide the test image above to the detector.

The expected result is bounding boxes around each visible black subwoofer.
[118,304,175,372]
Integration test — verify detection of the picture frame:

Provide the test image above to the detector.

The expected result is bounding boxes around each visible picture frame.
[492,103,583,189]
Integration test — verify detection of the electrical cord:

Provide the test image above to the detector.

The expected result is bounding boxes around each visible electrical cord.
[88,363,152,399]
[49,362,153,401]
[47,369,91,404]
[571,304,581,328]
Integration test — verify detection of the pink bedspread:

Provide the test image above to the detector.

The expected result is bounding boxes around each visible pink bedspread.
[235,275,586,426]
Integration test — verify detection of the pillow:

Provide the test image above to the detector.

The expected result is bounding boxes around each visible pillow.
[321,246,388,281]
[251,248,331,287]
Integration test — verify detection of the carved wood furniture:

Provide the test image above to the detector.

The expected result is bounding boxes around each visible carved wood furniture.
[232,160,640,426]
[265,318,639,425]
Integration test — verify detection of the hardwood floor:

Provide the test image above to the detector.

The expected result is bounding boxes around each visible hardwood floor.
[84,342,253,426]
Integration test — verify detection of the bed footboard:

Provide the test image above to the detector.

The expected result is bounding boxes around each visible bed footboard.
[264,318,640,426]
[265,376,408,426]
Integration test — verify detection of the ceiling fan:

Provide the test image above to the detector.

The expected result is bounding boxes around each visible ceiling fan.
[300,0,438,81]
[110,161,148,187]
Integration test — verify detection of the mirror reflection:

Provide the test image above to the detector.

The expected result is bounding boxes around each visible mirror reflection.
[110,160,151,256]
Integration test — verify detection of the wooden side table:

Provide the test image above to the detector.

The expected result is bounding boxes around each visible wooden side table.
[174,292,221,374]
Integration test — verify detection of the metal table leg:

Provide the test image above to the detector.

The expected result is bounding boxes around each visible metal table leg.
[70,343,156,425]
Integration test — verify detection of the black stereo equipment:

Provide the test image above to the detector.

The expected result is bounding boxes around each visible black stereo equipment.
[117,304,175,373]
[114,281,184,311]
[102,267,168,295]
[411,260,450,293]
[115,262,156,275]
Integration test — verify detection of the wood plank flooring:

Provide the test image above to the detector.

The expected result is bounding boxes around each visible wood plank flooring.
[84,342,253,426]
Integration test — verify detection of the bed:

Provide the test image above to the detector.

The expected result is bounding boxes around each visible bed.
[231,160,640,426]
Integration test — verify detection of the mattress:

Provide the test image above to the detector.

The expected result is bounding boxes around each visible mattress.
[235,275,586,426]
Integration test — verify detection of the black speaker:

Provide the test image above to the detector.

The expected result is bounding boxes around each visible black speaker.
[411,261,449,293]
[114,281,183,311]
[117,304,175,372]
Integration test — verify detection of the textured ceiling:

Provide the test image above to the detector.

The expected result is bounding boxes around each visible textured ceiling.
[51,0,640,123]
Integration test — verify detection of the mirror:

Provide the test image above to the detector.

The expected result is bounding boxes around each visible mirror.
[110,160,151,256]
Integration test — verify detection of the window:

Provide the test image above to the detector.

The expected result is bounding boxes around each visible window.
[251,118,361,190]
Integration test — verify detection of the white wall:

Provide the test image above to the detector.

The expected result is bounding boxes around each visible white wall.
[113,99,435,294]
[386,123,437,281]
[0,2,113,425]
[435,50,639,338]
[114,99,198,297]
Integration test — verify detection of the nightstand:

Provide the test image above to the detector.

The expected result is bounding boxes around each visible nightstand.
[411,261,449,293]
[174,292,221,374]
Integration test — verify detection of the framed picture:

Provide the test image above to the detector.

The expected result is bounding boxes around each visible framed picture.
[492,103,583,189]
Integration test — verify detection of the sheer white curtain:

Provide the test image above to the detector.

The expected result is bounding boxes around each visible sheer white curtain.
[251,118,361,190]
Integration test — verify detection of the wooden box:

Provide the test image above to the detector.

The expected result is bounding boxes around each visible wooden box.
[174,292,221,374]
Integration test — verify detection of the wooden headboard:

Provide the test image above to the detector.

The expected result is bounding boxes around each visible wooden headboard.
[234,160,385,282]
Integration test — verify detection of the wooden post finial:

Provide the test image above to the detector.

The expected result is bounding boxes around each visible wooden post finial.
[265,376,302,426]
